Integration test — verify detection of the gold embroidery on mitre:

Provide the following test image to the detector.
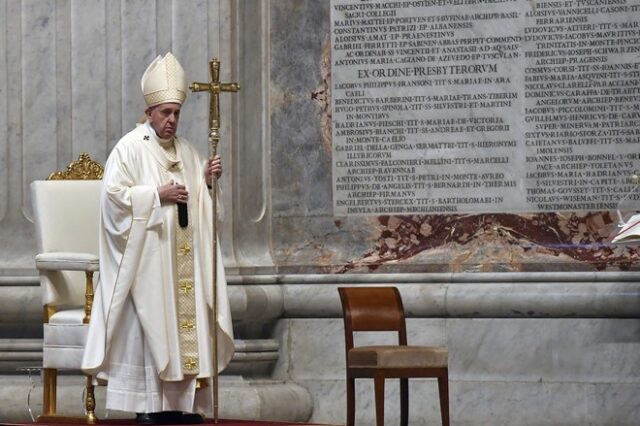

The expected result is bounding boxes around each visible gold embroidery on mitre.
[144,88,186,108]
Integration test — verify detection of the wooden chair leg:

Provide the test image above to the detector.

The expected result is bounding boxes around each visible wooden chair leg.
[400,378,409,426]
[374,374,385,426]
[85,375,98,424]
[346,377,356,426]
[437,371,450,426]
[41,368,57,417]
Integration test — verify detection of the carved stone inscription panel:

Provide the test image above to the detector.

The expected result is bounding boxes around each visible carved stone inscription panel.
[331,0,640,216]
[269,1,640,272]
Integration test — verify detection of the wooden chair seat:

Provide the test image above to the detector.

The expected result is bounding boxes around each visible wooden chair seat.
[348,345,448,369]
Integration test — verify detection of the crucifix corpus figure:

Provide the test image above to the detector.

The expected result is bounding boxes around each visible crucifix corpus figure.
[82,52,235,425]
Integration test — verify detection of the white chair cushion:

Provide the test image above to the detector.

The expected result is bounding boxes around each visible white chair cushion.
[49,308,86,325]
[36,252,99,272]
[43,309,88,369]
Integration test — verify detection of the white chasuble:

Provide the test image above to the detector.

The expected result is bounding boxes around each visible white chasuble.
[82,121,234,414]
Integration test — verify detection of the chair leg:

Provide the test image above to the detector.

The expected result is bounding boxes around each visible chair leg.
[85,375,98,424]
[400,378,408,426]
[437,371,450,426]
[346,377,356,426]
[41,368,57,417]
[374,373,385,426]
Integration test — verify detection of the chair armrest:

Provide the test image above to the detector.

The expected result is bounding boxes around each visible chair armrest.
[35,252,99,272]
[37,252,99,323]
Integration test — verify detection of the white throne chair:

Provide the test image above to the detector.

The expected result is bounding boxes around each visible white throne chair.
[30,153,103,423]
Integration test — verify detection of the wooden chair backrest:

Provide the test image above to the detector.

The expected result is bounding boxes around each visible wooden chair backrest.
[338,286,408,351]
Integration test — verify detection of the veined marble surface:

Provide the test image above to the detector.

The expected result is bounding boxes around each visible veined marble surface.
[0,0,235,273]
[274,316,640,426]
[267,1,640,274]
[2,0,639,275]
[1,277,639,424]
[0,1,639,425]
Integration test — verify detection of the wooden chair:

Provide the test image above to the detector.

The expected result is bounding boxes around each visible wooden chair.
[338,286,449,426]
[31,153,103,423]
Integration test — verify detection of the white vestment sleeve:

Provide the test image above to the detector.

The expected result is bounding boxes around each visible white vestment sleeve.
[83,145,167,375]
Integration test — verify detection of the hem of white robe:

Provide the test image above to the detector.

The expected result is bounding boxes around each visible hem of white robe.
[105,362,210,414]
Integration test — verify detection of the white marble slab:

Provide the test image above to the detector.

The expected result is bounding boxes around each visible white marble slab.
[21,0,58,206]
[54,0,72,166]
[105,0,122,150]
[272,313,640,425]
[0,0,7,222]
[71,0,107,159]
[448,318,640,383]
[120,0,156,133]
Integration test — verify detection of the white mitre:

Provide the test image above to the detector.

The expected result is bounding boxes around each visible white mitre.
[141,52,187,107]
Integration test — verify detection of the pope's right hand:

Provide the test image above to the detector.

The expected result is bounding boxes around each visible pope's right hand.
[157,180,189,204]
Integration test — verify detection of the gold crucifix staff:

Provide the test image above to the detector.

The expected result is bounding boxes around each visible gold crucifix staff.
[190,57,239,423]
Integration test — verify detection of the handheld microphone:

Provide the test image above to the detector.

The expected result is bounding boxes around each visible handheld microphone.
[176,183,188,228]
[178,202,188,228]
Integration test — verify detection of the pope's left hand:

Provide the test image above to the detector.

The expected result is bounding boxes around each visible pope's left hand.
[205,155,222,186]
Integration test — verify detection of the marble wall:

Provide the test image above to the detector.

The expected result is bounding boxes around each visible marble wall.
[0,0,238,273]
[0,1,639,425]
[266,0,640,274]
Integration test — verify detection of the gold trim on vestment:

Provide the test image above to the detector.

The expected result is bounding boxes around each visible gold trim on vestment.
[175,216,200,374]
[153,130,200,375]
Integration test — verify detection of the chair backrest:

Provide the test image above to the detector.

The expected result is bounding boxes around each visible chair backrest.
[338,286,408,351]
[31,179,102,306]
